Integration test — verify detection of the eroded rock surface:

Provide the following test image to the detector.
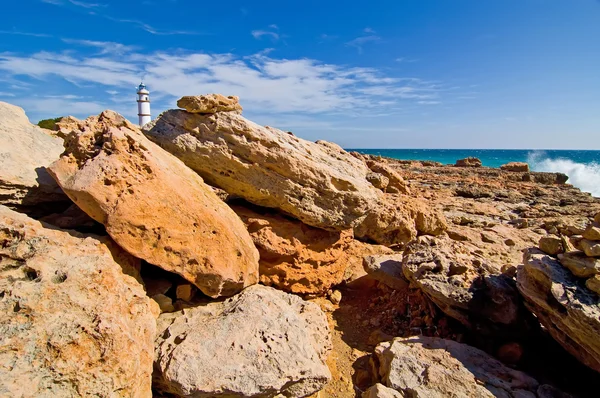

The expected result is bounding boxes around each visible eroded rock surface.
[154,285,332,397]
[518,249,600,373]
[0,101,67,211]
[0,205,156,397]
[143,106,446,245]
[373,337,540,398]
[48,110,259,298]
[177,94,243,114]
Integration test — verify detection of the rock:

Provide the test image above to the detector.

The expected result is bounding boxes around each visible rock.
[0,101,68,211]
[558,252,600,277]
[580,239,600,257]
[539,236,565,256]
[175,284,195,301]
[232,204,354,294]
[329,289,342,304]
[402,238,533,336]
[373,337,539,397]
[177,94,243,114]
[501,162,530,172]
[363,254,408,290]
[536,384,575,398]
[447,229,470,241]
[585,275,600,295]
[38,203,100,232]
[595,212,600,224]
[365,160,410,194]
[497,342,524,365]
[152,294,175,313]
[582,224,600,241]
[518,249,600,373]
[48,111,259,298]
[362,383,404,398]
[154,285,331,397]
[143,106,446,245]
[366,172,390,191]
[481,232,496,243]
[455,157,482,167]
[0,205,156,396]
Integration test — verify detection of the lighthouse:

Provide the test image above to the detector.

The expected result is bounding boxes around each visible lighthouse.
[137,82,151,126]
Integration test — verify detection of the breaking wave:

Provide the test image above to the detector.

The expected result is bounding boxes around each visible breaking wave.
[527,151,600,197]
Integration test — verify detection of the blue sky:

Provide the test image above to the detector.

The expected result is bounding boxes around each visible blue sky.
[0,0,599,149]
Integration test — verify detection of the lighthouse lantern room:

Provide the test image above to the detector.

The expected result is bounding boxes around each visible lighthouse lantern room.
[137,82,151,126]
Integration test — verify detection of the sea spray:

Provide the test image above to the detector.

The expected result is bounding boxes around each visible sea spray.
[528,151,600,197]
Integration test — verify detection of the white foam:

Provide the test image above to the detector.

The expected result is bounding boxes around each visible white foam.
[527,151,600,197]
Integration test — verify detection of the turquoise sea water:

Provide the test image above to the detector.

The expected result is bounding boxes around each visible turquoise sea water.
[348,149,600,197]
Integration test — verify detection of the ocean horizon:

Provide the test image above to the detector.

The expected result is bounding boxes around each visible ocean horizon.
[349,149,600,197]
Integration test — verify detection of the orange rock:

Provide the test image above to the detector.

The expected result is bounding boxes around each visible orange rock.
[48,111,259,298]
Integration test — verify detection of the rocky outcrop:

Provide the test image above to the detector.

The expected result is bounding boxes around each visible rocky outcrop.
[362,383,403,398]
[0,205,156,397]
[365,159,410,194]
[402,237,534,336]
[177,94,243,114]
[48,110,259,298]
[518,249,600,373]
[363,254,408,290]
[232,204,354,294]
[0,101,67,211]
[501,162,530,172]
[372,336,540,397]
[143,102,446,245]
[153,285,331,397]
[455,157,482,167]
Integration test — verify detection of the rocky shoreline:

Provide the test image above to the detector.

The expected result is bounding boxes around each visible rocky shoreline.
[1,95,599,397]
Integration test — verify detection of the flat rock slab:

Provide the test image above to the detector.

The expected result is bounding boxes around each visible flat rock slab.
[363,254,408,290]
[373,336,539,397]
[154,285,332,397]
[518,249,600,373]
[0,205,156,397]
[143,108,446,245]
[0,101,67,210]
[48,111,259,298]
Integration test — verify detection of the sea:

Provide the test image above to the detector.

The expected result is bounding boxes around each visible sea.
[348,149,600,198]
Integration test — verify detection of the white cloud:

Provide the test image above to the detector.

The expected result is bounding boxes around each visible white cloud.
[0,46,447,117]
[0,92,16,97]
[41,0,106,8]
[269,24,279,30]
[364,27,376,34]
[395,57,418,63]
[251,30,280,40]
[346,35,380,54]
[418,100,441,105]
[62,39,138,54]
[0,30,52,38]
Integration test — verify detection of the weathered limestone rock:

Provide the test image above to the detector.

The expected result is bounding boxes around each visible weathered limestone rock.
[143,106,446,245]
[501,162,530,172]
[366,172,390,190]
[363,254,408,290]
[0,205,156,397]
[362,383,404,398]
[232,204,354,294]
[154,285,332,397]
[48,111,259,298]
[177,94,243,114]
[558,252,600,277]
[402,238,533,336]
[373,337,539,397]
[582,224,600,241]
[518,249,600,373]
[595,212,600,224]
[586,275,600,295]
[539,236,565,256]
[581,239,600,257]
[365,160,410,194]
[0,101,67,210]
[455,157,482,167]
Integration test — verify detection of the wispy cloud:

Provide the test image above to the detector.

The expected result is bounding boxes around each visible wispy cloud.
[0,30,52,38]
[62,38,138,54]
[0,92,16,97]
[0,45,450,118]
[346,29,381,54]
[101,15,201,35]
[395,57,418,63]
[418,100,441,105]
[41,0,106,8]
[251,30,279,40]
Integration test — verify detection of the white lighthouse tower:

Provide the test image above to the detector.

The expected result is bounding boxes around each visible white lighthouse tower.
[137,82,151,126]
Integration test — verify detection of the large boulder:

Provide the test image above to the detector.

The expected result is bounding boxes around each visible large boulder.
[372,337,540,397]
[178,94,243,114]
[47,111,259,298]
[402,238,534,336]
[143,104,446,245]
[0,205,156,396]
[153,285,332,397]
[517,249,600,373]
[455,157,482,167]
[232,204,354,294]
[0,101,67,211]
